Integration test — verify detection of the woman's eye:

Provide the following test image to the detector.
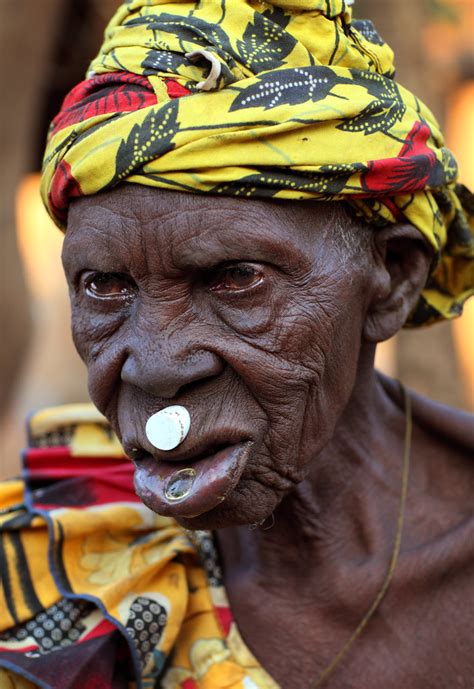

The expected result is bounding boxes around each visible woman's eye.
[210,263,264,292]
[84,272,137,300]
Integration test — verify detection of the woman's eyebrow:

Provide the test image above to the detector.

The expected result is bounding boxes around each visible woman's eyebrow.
[164,205,304,264]
[172,227,304,270]
[62,228,132,273]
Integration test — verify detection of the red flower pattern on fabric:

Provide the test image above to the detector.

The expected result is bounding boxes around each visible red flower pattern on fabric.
[48,76,191,221]
[50,74,191,136]
[182,680,199,689]
[49,160,83,223]
[165,78,192,98]
[361,121,440,194]
[50,73,158,135]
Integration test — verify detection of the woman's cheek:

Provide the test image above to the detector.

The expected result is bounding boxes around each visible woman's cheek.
[204,273,286,335]
[70,299,126,364]
[216,302,277,336]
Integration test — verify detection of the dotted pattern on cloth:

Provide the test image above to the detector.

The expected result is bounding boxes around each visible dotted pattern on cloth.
[0,599,92,656]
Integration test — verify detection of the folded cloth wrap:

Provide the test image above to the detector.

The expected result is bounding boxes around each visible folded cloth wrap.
[40,0,474,326]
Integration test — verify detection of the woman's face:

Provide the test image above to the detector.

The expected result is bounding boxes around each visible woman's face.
[63,186,372,529]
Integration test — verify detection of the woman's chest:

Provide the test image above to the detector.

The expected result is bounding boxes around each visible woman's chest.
[223,563,474,689]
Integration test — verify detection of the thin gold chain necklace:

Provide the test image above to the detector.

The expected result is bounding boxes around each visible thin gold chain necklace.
[312,384,412,688]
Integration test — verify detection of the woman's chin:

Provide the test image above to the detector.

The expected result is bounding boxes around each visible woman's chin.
[174,497,278,531]
[136,474,280,531]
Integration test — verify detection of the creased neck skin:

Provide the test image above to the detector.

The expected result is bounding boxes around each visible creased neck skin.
[216,349,406,598]
[214,345,474,689]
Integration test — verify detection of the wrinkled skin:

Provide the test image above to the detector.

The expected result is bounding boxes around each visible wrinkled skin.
[64,186,474,689]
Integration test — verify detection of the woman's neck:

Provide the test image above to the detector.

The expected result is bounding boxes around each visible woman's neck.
[216,361,407,596]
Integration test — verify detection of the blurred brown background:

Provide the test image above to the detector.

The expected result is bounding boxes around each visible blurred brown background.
[0,0,473,478]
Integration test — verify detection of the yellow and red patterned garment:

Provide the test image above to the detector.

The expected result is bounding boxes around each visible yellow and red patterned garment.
[41,0,473,326]
[0,406,277,689]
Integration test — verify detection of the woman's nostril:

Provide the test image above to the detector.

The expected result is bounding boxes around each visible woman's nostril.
[121,348,225,399]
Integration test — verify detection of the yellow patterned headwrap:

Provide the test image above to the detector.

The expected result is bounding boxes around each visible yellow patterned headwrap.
[41,0,474,326]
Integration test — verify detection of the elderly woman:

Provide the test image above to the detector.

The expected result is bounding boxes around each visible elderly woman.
[1,1,473,688]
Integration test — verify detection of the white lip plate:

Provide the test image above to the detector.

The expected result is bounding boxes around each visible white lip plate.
[145,405,191,451]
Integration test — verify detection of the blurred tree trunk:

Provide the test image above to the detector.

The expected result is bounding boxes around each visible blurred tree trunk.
[0,0,120,418]
[0,0,63,415]
[1,0,122,476]
[355,0,434,104]
[355,0,464,408]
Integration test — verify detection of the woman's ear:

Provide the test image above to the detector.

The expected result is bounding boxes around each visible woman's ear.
[363,223,434,343]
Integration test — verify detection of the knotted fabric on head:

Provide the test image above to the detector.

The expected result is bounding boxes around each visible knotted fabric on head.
[41,0,473,326]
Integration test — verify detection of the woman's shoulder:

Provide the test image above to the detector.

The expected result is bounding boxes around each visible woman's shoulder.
[378,372,474,456]
[378,372,474,527]
[409,390,473,454]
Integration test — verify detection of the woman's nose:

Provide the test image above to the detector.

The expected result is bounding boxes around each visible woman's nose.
[120,341,224,399]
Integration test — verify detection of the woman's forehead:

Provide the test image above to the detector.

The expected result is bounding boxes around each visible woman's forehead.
[65,185,342,267]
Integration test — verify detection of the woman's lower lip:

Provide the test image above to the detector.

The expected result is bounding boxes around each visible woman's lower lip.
[133,442,251,518]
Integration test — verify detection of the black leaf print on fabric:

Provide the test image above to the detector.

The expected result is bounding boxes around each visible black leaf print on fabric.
[408,293,446,327]
[439,147,458,185]
[110,100,180,186]
[316,163,366,193]
[142,48,189,76]
[211,165,362,198]
[211,176,279,198]
[352,20,385,46]
[235,8,297,73]
[261,6,292,30]
[229,67,352,111]
[337,70,406,136]
[126,14,233,61]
